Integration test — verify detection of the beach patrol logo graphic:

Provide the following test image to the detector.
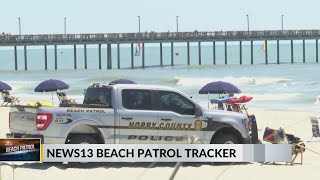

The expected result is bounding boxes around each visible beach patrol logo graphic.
[194,120,202,131]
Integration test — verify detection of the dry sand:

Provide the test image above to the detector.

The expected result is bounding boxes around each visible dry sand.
[0,107,320,180]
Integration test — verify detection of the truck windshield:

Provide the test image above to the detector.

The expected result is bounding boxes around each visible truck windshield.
[83,87,112,106]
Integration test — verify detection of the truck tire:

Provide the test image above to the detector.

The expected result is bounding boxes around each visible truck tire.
[68,135,97,144]
[251,120,259,144]
[211,133,239,144]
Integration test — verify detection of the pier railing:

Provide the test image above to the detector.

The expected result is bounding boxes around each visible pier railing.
[1,29,320,46]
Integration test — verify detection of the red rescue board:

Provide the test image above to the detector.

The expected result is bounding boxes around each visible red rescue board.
[227,96,253,104]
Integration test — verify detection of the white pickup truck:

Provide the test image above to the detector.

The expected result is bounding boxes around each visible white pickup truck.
[7,84,252,144]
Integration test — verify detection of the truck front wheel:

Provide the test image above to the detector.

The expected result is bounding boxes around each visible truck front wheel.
[211,133,239,144]
[68,134,97,144]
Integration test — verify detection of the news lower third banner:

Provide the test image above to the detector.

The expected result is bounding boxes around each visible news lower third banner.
[42,144,292,162]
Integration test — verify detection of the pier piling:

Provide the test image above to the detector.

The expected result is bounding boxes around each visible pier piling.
[73,45,77,69]
[98,44,102,69]
[171,42,174,66]
[291,40,294,63]
[213,41,216,65]
[14,46,17,70]
[107,44,112,69]
[303,40,306,63]
[131,43,134,69]
[24,45,27,70]
[265,40,268,64]
[251,41,253,65]
[316,39,319,63]
[160,42,163,66]
[54,45,57,70]
[44,45,47,70]
[117,43,120,69]
[225,41,227,65]
[187,42,190,65]
[198,42,201,65]
[277,40,280,64]
[142,43,145,68]
[239,41,242,65]
[84,44,87,69]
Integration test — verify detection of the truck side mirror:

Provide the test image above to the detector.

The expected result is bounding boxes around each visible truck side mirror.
[194,106,203,117]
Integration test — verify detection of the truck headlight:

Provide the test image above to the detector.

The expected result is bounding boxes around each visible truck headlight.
[242,118,251,133]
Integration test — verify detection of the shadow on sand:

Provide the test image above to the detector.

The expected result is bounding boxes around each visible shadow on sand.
[1,162,251,170]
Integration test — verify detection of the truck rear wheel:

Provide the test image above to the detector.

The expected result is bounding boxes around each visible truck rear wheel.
[211,133,239,144]
[68,134,97,144]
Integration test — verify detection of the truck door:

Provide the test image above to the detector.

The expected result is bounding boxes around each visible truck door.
[118,89,159,144]
[155,90,206,144]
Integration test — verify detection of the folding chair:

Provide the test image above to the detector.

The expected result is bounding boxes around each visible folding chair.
[1,91,20,106]
[310,117,320,139]
[56,92,76,104]
[263,127,305,165]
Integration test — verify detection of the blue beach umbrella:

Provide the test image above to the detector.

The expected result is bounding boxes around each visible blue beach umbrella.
[199,81,241,94]
[35,79,69,92]
[109,79,137,85]
[199,81,241,108]
[0,81,12,91]
[35,79,69,103]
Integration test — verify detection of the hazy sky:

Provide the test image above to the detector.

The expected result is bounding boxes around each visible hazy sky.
[0,0,319,34]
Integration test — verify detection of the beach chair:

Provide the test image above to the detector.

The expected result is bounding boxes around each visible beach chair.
[263,127,305,165]
[1,91,20,106]
[56,92,76,104]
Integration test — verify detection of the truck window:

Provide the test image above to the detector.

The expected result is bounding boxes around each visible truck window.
[122,89,152,110]
[158,91,195,115]
[83,87,112,106]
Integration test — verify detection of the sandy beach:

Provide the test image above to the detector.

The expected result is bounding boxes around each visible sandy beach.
[1,107,320,180]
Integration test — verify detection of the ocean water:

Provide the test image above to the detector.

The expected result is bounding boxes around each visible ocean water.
[0,41,320,111]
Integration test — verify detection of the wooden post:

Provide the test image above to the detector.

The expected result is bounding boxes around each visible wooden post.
[225,41,227,65]
[171,42,174,66]
[84,44,87,69]
[142,43,145,68]
[131,43,134,69]
[277,40,280,64]
[239,41,242,65]
[187,42,190,65]
[198,42,201,65]
[73,45,77,69]
[213,41,216,65]
[117,43,120,69]
[54,45,57,70]
[14,46,18,70]
[98,44,102,69]
[24,45,27,70]
[44,45,47,70]
[160,42,163,66]
[291,40,294,63]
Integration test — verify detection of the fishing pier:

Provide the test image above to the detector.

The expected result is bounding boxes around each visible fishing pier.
[0,29,320,70]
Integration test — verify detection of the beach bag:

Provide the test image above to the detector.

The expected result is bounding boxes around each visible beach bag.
[263,127,286,144]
